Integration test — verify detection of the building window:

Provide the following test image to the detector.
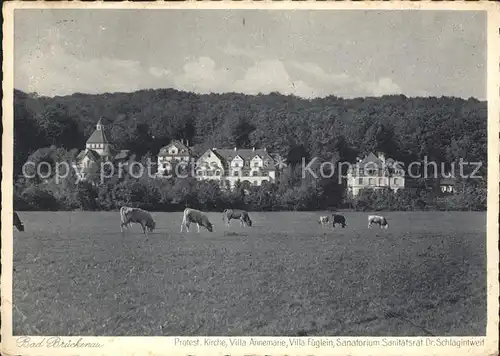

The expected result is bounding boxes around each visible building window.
[393,178,398,185]
[369,178,374,185]
[252,171,258,176]
[379,178,383,186]
[359,168,364,176]
[358,178,363,185]
[254,162,259,167]
[215,170,221,176]
[234,163,239,167]
[264,160,269,167]
[233,171,239,176]
[253,180,258,185]
[197,171,202,176]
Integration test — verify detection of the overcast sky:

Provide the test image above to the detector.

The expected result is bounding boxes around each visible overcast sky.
[14,9,486,100]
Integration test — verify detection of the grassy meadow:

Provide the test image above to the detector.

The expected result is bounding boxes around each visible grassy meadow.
[12,211,486,336]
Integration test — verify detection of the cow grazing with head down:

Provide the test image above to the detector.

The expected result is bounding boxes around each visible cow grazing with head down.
[222,209,252,227]
[120,206,156,238]
[331,214,347,228]
[318,216,330,228]
[14,212,24,232]
[368,215,389,229]
[181,208,213,233]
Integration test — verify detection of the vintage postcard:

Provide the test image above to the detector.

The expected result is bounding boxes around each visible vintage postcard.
[2,1,499,356]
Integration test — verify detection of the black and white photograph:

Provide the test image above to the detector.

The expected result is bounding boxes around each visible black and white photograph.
[2,2,499,355]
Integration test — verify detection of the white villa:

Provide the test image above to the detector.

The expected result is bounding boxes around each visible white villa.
[73,118,132,180]
[346,152,405,196]
[156,139,192,177]
[195,147,277,189]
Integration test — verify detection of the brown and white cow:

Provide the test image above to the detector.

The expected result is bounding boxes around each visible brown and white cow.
[222,209,252,227]
[368,215,389,229]
[318,216,330,228]
[181,208,213,233]
[120,206,156,238]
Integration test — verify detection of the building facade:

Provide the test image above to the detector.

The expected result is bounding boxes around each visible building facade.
[439,177,456,195]
[156,139,192,177]
[346,152,405,196]
[195,147,277,189]
[74,118,132,180]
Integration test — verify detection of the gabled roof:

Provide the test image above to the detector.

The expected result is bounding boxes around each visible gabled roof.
[158,140,191,156]
[358,152,384,168]
[213,148,274,163]
[195,149,223,166]
[76,149,101,162]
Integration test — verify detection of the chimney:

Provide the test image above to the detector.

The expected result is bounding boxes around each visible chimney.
[377,152,385,162]
[181,139,184,145]
[252,147,255,151]
[186,140,189,147]
[234,147,237,151]
[263,147,267,151]
[212,148,217,151]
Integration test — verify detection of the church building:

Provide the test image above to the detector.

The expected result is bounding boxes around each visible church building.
[73,118,133,181]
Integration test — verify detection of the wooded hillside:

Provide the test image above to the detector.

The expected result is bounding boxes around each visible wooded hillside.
[12,89,487,211]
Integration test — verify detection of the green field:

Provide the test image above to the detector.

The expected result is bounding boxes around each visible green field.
[12,211,486,336]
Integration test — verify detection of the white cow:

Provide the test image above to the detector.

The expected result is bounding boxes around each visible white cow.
[368,215,389,229]
[318,216,330,228]
[120,206,156,238]
[181,208,214,233]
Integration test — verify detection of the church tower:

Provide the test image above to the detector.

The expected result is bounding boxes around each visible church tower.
[86,117,112,156]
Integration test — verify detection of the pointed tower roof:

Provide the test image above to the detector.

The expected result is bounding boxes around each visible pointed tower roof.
[87,117,109,144]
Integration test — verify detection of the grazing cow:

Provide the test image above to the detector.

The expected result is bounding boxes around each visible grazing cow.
[222,209,252,227]
[318,216,330,228]
[368,215,389,229]
[331,214,347,228]
[14,212,24,232]
[181,208,213,233]
[120,206,156,238]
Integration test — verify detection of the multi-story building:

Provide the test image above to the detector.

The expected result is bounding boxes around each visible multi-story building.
[156,139,192,177]
[346,152,405,196]
[74,118,132,181]
[195,147,276,189]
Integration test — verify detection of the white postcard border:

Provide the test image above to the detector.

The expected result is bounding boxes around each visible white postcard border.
[2,1,499,356]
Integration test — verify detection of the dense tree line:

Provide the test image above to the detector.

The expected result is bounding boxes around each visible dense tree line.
[13,89,487,211]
